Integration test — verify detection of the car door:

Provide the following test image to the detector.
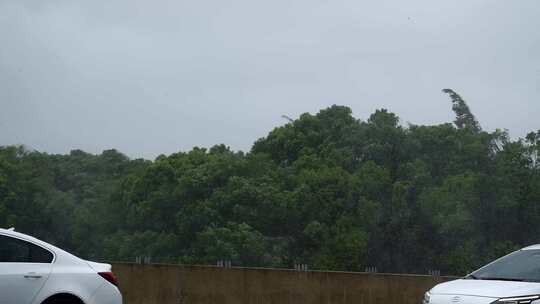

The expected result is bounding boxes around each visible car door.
[0,234,54,304]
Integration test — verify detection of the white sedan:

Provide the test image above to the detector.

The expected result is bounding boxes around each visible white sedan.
[0,228,122,304]
[425,245,540,304]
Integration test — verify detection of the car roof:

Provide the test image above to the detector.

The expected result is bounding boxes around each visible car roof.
[0,228,59,251]
[0,228,85,265]
[522,244,540,250]
[0,227,44,243]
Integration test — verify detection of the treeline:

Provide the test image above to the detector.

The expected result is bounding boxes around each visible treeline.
[1,92,539,275]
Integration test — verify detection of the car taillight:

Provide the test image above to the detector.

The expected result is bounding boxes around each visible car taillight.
[98,272,119,287]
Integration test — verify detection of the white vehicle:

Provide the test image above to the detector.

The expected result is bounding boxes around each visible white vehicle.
[0,228,122,304]
[424,245,540,304]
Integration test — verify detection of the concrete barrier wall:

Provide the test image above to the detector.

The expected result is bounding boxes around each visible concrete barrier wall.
[112,263,455,304]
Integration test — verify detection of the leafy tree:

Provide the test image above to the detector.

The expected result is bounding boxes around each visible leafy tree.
[1,100,539,276]
[194,223,266,266]
[442,88,481,132]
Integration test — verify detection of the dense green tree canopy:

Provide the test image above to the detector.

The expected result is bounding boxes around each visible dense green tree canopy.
[1,96,539,276]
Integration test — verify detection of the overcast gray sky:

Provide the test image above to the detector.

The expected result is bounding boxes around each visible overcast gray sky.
[1,0,539,159]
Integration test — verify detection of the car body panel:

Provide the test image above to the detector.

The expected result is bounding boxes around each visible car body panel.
[429,293,496,304]
[88,281,123,304]
[0,262,52,304]
[431,279,540,298]
[427,246,540,304]
[86,260,112,273]
[0,228,122,304]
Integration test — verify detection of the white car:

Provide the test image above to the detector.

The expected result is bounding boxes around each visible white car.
[425,245,540,304]
[0,228,122,304]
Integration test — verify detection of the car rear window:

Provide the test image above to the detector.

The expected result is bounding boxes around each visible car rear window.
[0,235,53,263]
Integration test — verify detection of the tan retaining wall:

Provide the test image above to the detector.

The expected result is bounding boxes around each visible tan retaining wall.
[112,263,455,304]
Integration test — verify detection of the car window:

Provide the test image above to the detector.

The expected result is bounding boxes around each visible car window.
[0,235,53,263]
